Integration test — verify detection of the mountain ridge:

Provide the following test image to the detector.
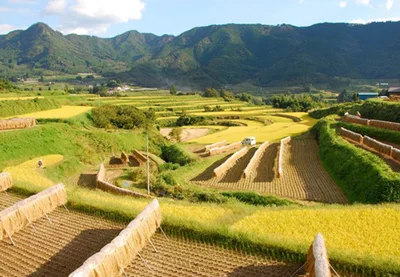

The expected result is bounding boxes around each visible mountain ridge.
[1,21,400,88]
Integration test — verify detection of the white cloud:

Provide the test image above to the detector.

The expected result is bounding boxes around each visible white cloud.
[42,0,146,35]
[43,0,67,15]
[8,0,36,3]
[0,24,18,34]
[299,0,305,3]
[0,7,10,12]
[351,17,400,24]
[340,1,347,7]
[355,0,371,6]
[386,0,393,10]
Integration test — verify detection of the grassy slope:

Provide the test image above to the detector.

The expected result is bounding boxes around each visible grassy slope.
[0,123,153,174]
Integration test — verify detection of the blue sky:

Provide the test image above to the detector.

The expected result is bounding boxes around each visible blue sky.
[0,0,399,37]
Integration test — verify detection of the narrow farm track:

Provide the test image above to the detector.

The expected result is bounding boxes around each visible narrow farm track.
[193,139,348,204]
[0,193,302,277]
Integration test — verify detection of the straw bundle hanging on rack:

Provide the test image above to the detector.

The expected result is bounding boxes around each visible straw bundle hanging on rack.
[0,118,36,131]
[340,127,364,144]
[0,172,12,192]
[363,136,393,157]
[131,149,147,166]
[213,147,248,178]
[208,141,242,156]
[369,119,400,131]
[0,184,67,241]
[204,140,227,152]
[69,199,161,277]
[305,233,331,277]
[277,137,291,178]
[242,141,269,179]
[342,115,369,126]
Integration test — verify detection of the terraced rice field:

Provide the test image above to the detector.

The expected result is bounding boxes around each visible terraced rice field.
[193,139,347,204]
[191,115,316,144]
[232,205,400,270]
[0,193,301,277]
[4,155,64,189]
[4,106,93,119]
[0,96,45,101]
[188,108,283,117]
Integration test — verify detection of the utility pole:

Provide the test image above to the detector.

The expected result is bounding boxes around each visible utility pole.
[146,130,150,195]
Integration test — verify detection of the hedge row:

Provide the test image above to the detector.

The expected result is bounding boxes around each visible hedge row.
[310,101,400,123]
[313,116,400,203]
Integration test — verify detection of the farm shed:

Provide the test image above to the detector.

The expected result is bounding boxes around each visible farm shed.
[388,87,400,98]
[357,92,378,101]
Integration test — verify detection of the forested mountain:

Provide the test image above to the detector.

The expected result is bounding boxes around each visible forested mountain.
[1,21,400,88]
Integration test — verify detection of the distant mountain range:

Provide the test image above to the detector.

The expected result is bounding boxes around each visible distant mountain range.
[1,21,400,89]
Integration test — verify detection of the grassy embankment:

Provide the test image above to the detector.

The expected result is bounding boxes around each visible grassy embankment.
[312,116,400,203]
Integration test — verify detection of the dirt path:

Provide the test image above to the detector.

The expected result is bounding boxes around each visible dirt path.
[0,193,303,277]
[161,128,210,142]
[193,139,348,204]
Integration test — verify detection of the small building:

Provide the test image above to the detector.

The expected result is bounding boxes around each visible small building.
[388,87,400,98]
[357,92,379,101]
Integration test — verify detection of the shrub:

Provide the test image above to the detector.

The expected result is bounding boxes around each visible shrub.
[159,172,178,186]
[221,192,293,207]
[176,115,208,126]
[310,101,400,122]
[170,128,183,142]
[191,192,227,204]
[158,163,180,172]
[161,145,192,166]
[92,105,154,129]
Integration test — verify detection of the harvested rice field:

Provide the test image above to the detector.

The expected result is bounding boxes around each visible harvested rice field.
[193,139,348,204]
[0,193,302,277]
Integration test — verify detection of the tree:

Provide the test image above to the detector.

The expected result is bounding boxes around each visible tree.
[170,128,183,142]
[352,93,359,102]
[203,88,219,98]
[170,84,177,95]
[239,93,253,102]
[220,89,234,101]
[76,75,83,81]
[107,80,119,88]
[338,89,357,103]
[85,75,95,81]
